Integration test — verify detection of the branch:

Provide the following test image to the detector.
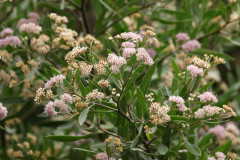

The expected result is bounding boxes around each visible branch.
[95,2,156,37]
[67,0,82,10]
[81,0,89,33]
[197,18,240,41]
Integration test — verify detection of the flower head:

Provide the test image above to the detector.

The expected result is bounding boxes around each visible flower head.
[169,96,187,111]
[199,91,218,103]
[209,125,225,139]
[187,64,204,79]
[182,40,201,52]
[0,103,8,120]
[176,33,190,41]
[96,152,108,160]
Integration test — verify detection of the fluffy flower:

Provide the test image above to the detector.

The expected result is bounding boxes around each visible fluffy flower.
[120,32,143,41]
[215,152,226,160]
[61,93,73,104]
[28,12,40,20]
[123,48,136,58]
[176,33,190,41]
[54,100,68,113]
[44,101,57,116]
[169,96,187,111]
[121,41,135,48]
[0,36,21,47]
[194,105,224,118]
[209,125,225,139]
[182,40,201,52]
[199,91,218,103]
[187,65,204,79]
[147,48,156,57]
[149,102,171,125]
[19,22,42,34]
[136,48,154,65]
[0,28,13,38]
[0,103,8,120]
[107,53,127,73]
[96,152,108,160]
[86,89,105,102]
[44,75,66,90]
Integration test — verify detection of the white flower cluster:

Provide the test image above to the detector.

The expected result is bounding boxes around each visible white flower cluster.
[149,102,171,125]
[194,105,224,118]
[86,89,105,102]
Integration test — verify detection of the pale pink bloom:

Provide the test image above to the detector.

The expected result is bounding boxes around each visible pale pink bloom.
[194,105,223,118]
[182,40,201,52]
[0,36,21,48]
[136,48,154,65]
[121,41,135,48]
[107,53,127,73]
[86,89,105,102]
[215,152,226,160]
[0,28,13,38]
[19,22,42,34]
[28,12,40,20]
[176,33,190,41]
[44,101,57,116]
[44,75,66,90]
[147,48,156,57]
[209,125,225,139]
[169,96,187,112]
[17,18,38,28]
[187,65,204,79]
[120,32,143,41]
[61,93,73,104]
[199,128,206,137]
[54,100,68,113]
[208,157,216,160]
[96,152,108,160]
[0,103,8,120]
[199,91,218,103]
[123,48,136,58]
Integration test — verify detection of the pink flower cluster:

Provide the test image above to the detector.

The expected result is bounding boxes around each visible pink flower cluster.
[176,33,190,42]
[19,22,42,34]
[44,75,66,90]
[136,48,154,65]
[0,102,8,120]
[187,65,204,79]
[96,152,108,160]
[181,40,201,52]
[209,125,225,139]
[147,48,156,57]
[120,32,143,42]
[122,41,136,58]
[169,96,187,111]
[61,93,73,104]
[0,28,13,38]
[44,99,68,116]
[86,89,105,102]
[0,36,21,48]
[17,12,40,28]
[194,105,223,118]
[208,152,226,160]
[107,53,127,73]
[199,91,218,103]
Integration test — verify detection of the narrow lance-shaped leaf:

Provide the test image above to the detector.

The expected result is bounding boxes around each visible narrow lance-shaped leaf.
[130,124,143,148]
[181,132,201,156]
[78,106,92,125]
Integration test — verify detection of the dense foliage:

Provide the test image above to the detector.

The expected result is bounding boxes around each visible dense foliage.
[0,0,240,160]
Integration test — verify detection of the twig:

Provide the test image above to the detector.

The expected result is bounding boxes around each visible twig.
[197,18,240,41]
[81,0,89,33]
[67,0,82,10]
[95,2,156,37]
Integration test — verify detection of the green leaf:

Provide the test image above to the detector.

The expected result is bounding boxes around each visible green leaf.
[157,143,168,155]
[125,65,145,92]
[199,81,214,93]
[170,115,189,121]
[154,17,192,24]
[0,126,4,130]
[181,133,201,156]
[198,133,213,148]
[140,62,157,94]
[172,58,181,76]
[212,140,232,155]
[136,88,148,118]
[73,148,97,153]
[192,48,234,61]
[130,124,143,148]
[46,133,98,142]
[50,66,60,75]
[78,106,92,125]
[172,77,178,93]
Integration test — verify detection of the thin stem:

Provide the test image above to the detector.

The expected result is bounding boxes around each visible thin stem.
[81,0,89,33]
[67,0,82,10]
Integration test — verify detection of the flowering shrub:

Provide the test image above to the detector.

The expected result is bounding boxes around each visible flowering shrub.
[0,0,240,159]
